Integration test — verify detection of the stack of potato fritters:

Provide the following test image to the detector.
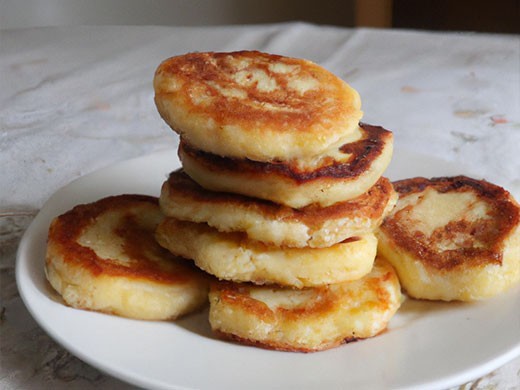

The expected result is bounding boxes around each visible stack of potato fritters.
[154,51,402,352]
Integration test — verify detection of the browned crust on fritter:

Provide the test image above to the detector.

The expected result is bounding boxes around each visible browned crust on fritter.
[213,272,395,318]
[210,265,397,352]
[164,170,395,229]
[154,51,358,137]
[380,176,520,270]
[213,281,337,321]
[47,195,202,284]
[178,123,392,183]
[210,281,360,352]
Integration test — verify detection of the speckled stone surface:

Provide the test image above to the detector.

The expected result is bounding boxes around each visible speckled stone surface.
[1,23,519,389]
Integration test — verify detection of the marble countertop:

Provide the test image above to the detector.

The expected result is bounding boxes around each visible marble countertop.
[1,23,519,389]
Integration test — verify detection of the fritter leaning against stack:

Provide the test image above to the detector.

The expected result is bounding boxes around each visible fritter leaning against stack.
[377,176,520,302]
[153,51,402,352]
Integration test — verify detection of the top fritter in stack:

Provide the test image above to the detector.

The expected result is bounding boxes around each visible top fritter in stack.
[153,51,402,352]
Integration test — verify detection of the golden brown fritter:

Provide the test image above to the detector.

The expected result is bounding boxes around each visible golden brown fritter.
[160,170,396,248]
[179,123,393,208]
[154,50,362,162]
[209,258,402,352]
[156,218,378,289]
[377,176,520,301]
[45,195,209,320]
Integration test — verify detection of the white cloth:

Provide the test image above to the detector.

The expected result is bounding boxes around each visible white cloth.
[1,23,519,389]
[2,24,519,209]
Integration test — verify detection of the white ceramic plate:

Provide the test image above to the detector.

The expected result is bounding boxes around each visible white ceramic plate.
[16,149,520,390]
